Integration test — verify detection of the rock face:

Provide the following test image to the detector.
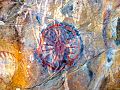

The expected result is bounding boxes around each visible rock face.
[0,0,120,90]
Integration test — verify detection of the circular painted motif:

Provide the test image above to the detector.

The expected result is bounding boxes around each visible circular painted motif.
[34,21,83,72]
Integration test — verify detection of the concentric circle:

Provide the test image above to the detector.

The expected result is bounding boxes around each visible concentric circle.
[34,21,84,72]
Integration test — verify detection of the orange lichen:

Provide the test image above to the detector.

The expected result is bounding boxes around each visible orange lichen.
[0,39,32,89]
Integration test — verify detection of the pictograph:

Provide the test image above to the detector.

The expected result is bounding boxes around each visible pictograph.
[34,21,83,72]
